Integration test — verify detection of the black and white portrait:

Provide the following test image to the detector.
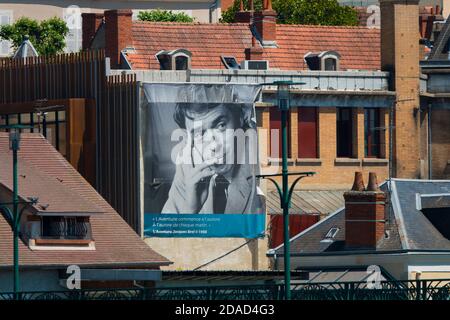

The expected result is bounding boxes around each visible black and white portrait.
[142,83,264,215]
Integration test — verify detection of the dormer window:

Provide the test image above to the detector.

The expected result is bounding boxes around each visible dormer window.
[304,51,341,71]
[25,214,95,250]
[41,216,90,240]
[156,49,192,70]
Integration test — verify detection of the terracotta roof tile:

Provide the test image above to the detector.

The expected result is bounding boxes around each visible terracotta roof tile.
[0,133,171,269]
[126,21,380,71]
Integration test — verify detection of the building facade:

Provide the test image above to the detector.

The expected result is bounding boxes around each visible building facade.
[0,0,225,56]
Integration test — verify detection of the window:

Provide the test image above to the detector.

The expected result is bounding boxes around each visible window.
[320,227,340,243]
[337,108,354,158]
[270,108,291,158]
[221,56,241,69]
[63,5,82,53]
[175,55,189,70]
[325,227,340,239]
[364,108,381,158]
[157,54,171,70]
[324,57,337,71]
[421,208,450,240]
[0,10,13,56]
[298,108,318,158]
[41,216,90,240]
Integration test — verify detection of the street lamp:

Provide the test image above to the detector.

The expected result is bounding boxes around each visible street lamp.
[258,81,315,300]
[0,124,36,300]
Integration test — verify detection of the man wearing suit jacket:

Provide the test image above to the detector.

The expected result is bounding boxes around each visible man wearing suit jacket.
[162,103,264,214]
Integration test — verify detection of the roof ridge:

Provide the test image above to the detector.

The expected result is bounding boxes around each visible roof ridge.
[277,24,379,30]
[132,21,377,30]
[133,21,250,26]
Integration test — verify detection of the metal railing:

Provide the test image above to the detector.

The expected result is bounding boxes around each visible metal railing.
[1,279,450,300]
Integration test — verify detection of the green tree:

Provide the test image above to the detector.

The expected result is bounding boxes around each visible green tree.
[138,9,194,23]
[220,0,358,26]
[0,17,69,56]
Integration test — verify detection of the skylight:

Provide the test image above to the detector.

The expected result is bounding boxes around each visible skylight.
[320,227,340,243]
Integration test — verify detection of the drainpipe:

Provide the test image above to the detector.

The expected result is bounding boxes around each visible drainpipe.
[428,103,432,179]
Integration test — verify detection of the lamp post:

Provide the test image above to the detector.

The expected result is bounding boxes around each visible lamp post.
[257,81,315,300]
[0,124,36,300]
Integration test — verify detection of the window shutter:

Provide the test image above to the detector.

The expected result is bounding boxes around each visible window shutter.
[269,108,290,158]
[298,107,318,158]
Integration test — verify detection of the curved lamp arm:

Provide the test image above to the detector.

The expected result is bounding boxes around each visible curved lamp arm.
[287,176,308,208]
[0,205,13,225]
[264,177,283,208]
[0,205,29,231]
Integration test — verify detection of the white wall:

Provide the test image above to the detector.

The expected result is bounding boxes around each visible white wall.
[275,252,450,280]
[0,269,63,292]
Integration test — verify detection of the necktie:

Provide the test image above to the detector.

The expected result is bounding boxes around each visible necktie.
[213,174,230,214]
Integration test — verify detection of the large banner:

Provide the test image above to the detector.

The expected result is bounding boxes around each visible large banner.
[141,83,265,238]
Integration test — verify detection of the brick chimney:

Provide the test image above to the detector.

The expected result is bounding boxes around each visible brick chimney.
[81,13,104,50]
[380,0,421,178]
[245,36,264,60]
[253,0,277,47]
[235,0,253,23]
[104,9,133,69]
[344,172,386,249]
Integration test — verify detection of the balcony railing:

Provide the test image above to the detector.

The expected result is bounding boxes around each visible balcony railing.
[1,279,450,300]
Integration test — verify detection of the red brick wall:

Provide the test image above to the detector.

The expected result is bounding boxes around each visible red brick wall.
[104,9,132,68]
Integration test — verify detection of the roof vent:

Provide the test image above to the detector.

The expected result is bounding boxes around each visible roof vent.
[241,60,269,70]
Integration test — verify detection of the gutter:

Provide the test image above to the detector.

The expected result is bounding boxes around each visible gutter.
[0,260,173,271]
[267,249,450,258]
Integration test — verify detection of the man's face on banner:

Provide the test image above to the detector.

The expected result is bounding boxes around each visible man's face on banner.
[185,105,238,175]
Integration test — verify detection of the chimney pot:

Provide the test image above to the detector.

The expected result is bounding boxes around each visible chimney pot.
[366,172,380,191]
[253,4,277,46]
[351,172,365,191]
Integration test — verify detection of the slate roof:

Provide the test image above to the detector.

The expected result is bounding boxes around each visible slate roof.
[123,21,381,71]
[12,37,38,59]
[271,179,450,257]
[392,179,450,250]
[0,133,171,269]
[267,190,345,216]
[429,15,450,60]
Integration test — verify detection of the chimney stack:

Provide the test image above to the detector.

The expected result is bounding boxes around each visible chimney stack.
[253,0,277,47]
[235,0,253,23]
[104,9,133,69]
[81,13,104,50]
[344,172,386,249]
[380,0,421,178]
